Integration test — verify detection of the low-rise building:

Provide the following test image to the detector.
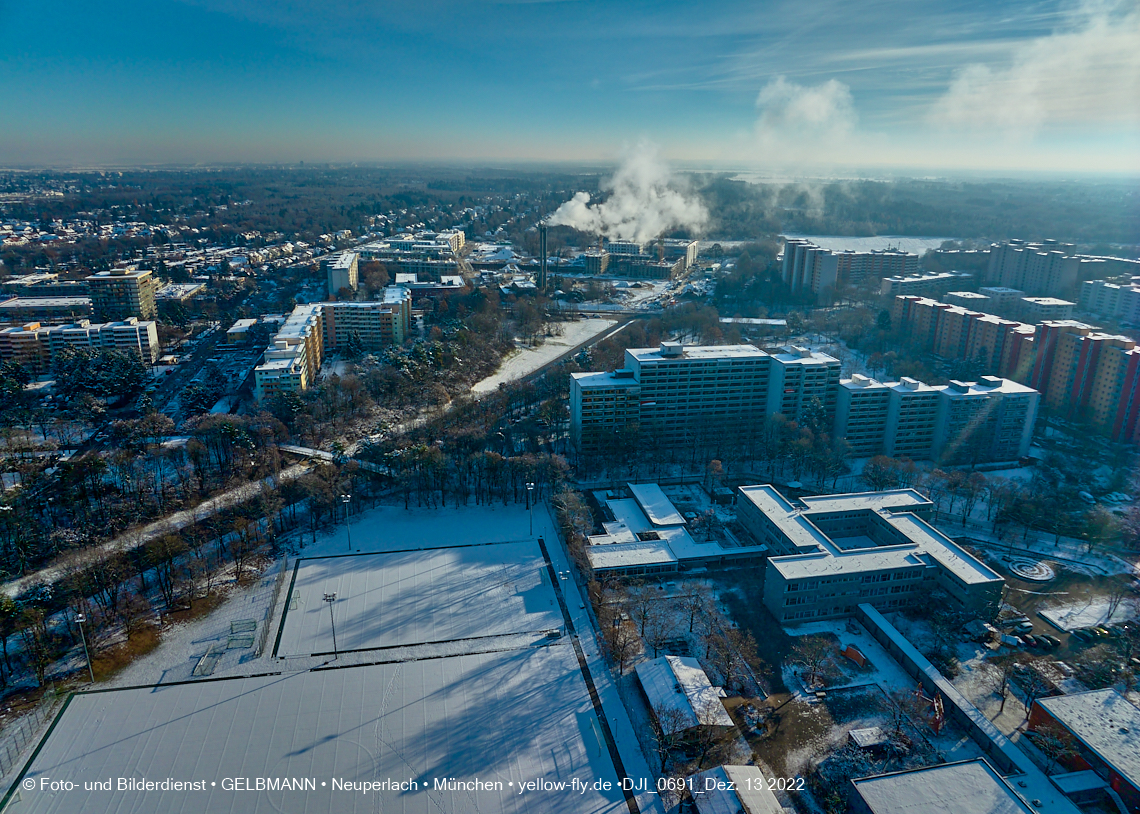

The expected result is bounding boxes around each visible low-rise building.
[850,759,1038,814]
[1029,690,1140,813]
[635,655,734,736]
[737,485,1004,621]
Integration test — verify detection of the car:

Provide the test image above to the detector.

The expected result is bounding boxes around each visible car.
[1013,622,1034,635]
[1041,635,1062,647]
[1033,635,1055,648]
[1019,635,1038,647]
[1093,626,1111,637]
[1071,629,1092,642]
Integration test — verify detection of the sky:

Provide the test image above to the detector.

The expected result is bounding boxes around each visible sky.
[1,0,1138,172]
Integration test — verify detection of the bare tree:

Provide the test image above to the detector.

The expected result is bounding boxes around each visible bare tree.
[644,602,675,659]
[1033,723,1078,775]
[789,635,833,686]
[681,583,714,633]
[1018,660,1053,720]
[980,655,1019,715]
[600,620,639,676]
[650,703,689,765]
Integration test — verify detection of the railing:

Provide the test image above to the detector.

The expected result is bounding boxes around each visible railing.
[0,691,63,780]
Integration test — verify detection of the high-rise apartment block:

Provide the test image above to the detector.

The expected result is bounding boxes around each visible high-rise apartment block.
[570,343,839,454]
[571,343,1037,464]
[987,239,1080,296]
[85,266,157,321]
[324,252,359,299]
[833,375,1038,464]
[253,287,411,401]
[891,295,1037,381]
[879,271,973,298]
[1078,279,1140,325]
[782,238,919,294]
[1029,321,1140,441]
[0,318,160,373]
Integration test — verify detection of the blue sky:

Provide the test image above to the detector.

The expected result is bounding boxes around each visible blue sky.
[2,0,1137,171]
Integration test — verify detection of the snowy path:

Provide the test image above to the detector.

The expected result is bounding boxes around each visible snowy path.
[538,503,665,814]
[1,463,310,598]
[471,318,618,396]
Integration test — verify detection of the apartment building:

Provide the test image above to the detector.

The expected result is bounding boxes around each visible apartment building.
[1029,321,1140,436]
[253,288,411,401]
[321,287,411,349]
[253,305,325,401]
[1020,297,1074,323]
[943,291,991,312]
[569,343,837,454]
[834,375,891,456]
[324,252,359,299]
[782,239,919,294]
[835,375,1037,463]
[932,378,1039,465]
[0,318,160,373]
[987,239,1080,296]
[86,266,158,321]
[737,486,1004,622]
[891,294,1039,381]
[879,271,973,298]
[883,378,942,460]
[1078,279,1140,325]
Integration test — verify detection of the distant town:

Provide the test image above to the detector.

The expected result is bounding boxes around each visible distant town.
[0,166,1137,814]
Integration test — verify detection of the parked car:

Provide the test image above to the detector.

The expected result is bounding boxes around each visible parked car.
[1072,629,1092,642]
[1013,622,1034,635]
[1041,634,1062,647]
[1019,635,1038,647]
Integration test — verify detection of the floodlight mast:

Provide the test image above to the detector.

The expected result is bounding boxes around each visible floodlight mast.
[341,494,352,552]
[323,592,338,659]
[75,613,94,684]
[526,482,535,535]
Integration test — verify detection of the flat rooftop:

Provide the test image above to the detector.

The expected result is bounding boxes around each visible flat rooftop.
[9,647,625,814]
[628,482,686,526]
[571,371,640,389]
[626,344,767,363]
[1037,689,1140,790]
[273,541,563,657]
[741,485,1001,585]
[852,759,1034,814]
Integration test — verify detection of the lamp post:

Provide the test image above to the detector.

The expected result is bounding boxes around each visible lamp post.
[341,494,352,552]
[526,482,535,535]
[75,613,94,683]
[323,592,338,658]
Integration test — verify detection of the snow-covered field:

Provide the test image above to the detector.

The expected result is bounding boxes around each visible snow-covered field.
[47,500,664,814]
[471,317,618,395]
[274,542,562,657]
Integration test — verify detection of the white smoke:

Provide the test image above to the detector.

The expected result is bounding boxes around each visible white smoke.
[547,140,707,244]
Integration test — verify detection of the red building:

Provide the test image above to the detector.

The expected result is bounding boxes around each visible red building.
[1029,689,1140,813]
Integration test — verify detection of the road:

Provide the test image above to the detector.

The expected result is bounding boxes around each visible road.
[1,463,310,599]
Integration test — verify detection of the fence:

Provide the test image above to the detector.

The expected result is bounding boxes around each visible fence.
[0,692,63,780]
[255,557,288,658]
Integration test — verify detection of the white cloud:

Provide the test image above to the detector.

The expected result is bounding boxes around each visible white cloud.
[929,0,1140,133]
[752,76,858,163]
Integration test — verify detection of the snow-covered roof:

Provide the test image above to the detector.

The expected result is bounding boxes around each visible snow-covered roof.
[1037,689,1140,790]
[852,759,1035,814]
[635,656,733,734]
[628,483,686,527]
[689,765,782,814]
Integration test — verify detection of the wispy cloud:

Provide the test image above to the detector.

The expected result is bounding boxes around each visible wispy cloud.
[929,0,1140,133]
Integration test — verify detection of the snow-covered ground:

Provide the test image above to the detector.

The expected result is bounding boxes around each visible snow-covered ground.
[84,500,664,814]
[1038,598,1136,631]
[471,317,618,395]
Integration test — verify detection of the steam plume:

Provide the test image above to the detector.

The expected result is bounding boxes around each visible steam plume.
[548,140,707,245]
